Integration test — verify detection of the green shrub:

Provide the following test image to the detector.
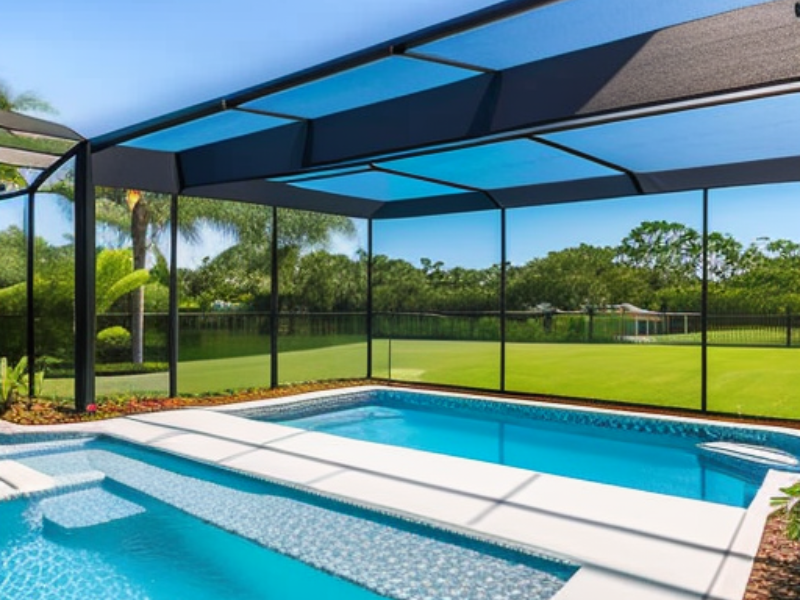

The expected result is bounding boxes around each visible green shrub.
[144,283,170,312]
[97,326,131,363]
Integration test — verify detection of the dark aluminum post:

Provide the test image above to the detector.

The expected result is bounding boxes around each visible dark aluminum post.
[270,205,279,388]
[701,189,709,413]
[25,190,35,396]
[367,219,373,379]
[787,307,792,348]
[500,208,507,392]
[168,193,179,397]
[74,141,96,411]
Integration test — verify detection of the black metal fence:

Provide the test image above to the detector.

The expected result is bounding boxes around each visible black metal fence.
[372,311,798,347]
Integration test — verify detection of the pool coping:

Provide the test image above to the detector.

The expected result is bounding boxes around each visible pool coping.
[3,385,800,600]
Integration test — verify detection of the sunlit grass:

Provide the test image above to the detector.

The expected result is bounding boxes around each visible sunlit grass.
[374,340,800,418]
[44,339,800,419]
[44,343,368,397]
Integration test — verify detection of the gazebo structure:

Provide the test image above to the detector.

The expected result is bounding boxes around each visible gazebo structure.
[1,0,799,413]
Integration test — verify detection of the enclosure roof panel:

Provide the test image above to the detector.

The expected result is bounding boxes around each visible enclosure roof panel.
[414,0,775,70]
[123,110,293,152]
[1,109,82,198]
[379,139,622,190]
[543,92,800,173]
[89,0,800,219]
[243,57,481,119]
[288,170,465,202]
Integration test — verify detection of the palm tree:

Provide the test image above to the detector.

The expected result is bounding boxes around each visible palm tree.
[94,190,356,364]
[0,80,55,114]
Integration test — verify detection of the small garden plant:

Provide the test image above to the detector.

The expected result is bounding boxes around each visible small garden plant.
[1,356,44,411]
[771,480,800,541]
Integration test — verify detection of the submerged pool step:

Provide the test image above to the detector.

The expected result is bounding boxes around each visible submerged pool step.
[23,447,573,599]
[698,442,800,468]
[40,487,146,530]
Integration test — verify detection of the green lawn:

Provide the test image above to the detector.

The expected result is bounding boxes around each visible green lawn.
[45,340,800,419]
[44,343,368,398]
[375,340,800,418]
[655,329,798,346]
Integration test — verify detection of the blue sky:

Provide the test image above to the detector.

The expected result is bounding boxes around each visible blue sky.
[0,0,495,137]
[1,0,798,269]
[375,185,800,268]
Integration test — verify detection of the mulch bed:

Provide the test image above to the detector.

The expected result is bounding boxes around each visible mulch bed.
[0,379,375,425]
[745,514,800,600]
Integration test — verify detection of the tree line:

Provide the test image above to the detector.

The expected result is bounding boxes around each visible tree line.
[2,202,799,367]
[179,219,800,316]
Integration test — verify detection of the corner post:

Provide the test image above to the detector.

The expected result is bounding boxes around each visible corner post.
[168,193,179,397]
[701,189,709,413]
[270,205,279,388]
[367,219,374,379]
[74,141,96,411]
[25,190,35,397]
[500,207,507,392]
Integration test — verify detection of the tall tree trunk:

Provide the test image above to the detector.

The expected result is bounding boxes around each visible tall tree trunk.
[130,201,148,364]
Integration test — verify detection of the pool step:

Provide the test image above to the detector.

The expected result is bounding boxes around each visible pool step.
[0,459,57,499]
[40,487,145,530]
[698,442,800,468]
[0,437,93,460]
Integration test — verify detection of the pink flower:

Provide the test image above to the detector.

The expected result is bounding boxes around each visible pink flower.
[86,403,97,413]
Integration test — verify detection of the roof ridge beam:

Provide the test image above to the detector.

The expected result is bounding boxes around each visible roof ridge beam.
[528,135,644,195]
[233,107,308,122]
[370,162,503,208]
[398,48,496,74]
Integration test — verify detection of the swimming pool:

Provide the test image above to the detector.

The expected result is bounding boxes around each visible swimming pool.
[240,388,800,508]
[0,436,575,600]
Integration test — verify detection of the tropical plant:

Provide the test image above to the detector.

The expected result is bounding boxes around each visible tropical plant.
[771,481,800,541]
[47,188,356,363]
[0,356,44,410]
[96,248,150,314]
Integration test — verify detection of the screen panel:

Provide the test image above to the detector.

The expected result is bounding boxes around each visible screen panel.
[0,196,26,373]
[544,93,800,173]
[373,211,501,389]
[380,139,620,190]
[94,189,170,399]
[34,163,76,401]
[506,191,703,409]
[123,110,292,152]
[707,183,800,419]
[244,56,478,118]
[177,197,272,395]
[277,208,368,384]
[415,0,774,70]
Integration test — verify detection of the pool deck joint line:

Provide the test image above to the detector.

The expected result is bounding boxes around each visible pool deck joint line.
[4,385,800,600]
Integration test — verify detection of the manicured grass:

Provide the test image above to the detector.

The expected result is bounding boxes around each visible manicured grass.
[178,332,364,361]
[655,329,798,347]
[45,339,800,419]
[375,340,800,418]
[44,342,368,397]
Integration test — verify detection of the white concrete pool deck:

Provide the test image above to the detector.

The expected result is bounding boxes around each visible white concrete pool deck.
[2,386,798,600]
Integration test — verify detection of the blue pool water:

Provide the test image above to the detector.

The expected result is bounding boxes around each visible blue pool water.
[0,438,575,600]
[0,489,383,600]
[253,390,800,508]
